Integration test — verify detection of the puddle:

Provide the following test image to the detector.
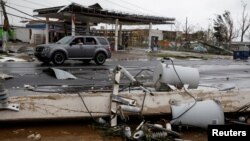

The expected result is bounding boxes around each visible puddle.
[0,122,121,141]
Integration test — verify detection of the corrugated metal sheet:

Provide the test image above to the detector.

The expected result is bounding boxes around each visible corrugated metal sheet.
[51,68,77,80]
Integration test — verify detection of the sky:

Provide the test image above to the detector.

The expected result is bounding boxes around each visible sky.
[1,0,250,34]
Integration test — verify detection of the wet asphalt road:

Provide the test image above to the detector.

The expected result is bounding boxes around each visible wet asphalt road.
[1,58,250,96]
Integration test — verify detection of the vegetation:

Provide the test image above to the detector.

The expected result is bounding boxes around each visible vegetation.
[213,11,237,45]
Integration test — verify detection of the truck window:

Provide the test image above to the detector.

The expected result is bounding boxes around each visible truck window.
[97,37,109,45]
[71,37,84,45]
[85,37,96,45]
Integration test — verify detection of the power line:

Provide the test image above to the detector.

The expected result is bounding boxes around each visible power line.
[65,0,73,3]
[0,10,35,20]
[7,2,34,10]
[118,0,161,15]
[17,0,50,8]
[105,0,144,14]
[5,4,42,20]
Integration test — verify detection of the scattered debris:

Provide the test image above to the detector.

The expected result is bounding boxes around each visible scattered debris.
[199,83,236,91]
[16,55,35,62]
[27,133,41,141]
[216,83,236,91]
[122,120,182,140]
[24,84,112,93]
[0,56,26,62]
[133,130,144,139]
[27,134,35,139]
[188,58,202,61]
[0,73,14,80]
[123,126,131,138]
[112,95,136,106]
[44,68,77,80]
[96,117,107,125]
[17,46,34,55]
[119,105,141,113]
[12,129,25,134]
[34,133,41,141]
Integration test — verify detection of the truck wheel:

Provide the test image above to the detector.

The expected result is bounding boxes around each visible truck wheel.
[52,51,65,65]
[94,52,106,65]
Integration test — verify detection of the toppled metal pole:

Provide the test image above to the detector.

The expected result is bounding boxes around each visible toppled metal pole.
[110,65,154,126]
[110,66,121,127]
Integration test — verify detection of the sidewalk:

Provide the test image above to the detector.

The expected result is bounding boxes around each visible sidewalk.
[111,47,232,61]
[111,48,153,61]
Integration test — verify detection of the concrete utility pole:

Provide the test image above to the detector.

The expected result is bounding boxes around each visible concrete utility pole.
[45,17,49,44]
[71,14,76,36]
[0,0,9,52]
[114,19,119,51]
[185,17,188,41]
[148,22,152,51]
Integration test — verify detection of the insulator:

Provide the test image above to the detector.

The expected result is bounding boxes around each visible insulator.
[151,132,168,139]
[123,126,131,138]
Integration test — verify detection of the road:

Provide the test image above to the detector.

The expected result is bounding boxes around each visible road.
[1,58,250,96]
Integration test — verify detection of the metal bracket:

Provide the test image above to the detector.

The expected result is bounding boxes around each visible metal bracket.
[112,95,136,106]
[0,103,20,112]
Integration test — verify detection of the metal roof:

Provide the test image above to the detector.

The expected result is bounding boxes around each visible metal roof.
[34,3,175,25]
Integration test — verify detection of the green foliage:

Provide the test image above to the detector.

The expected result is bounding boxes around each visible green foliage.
[213,10,236,44]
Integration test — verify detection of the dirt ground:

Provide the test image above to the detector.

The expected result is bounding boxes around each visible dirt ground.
[0,122,207,141]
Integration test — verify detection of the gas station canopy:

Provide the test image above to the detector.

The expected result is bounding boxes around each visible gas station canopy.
[34,3,175,25]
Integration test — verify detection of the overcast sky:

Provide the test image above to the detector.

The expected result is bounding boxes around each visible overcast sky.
[2,0,250,32]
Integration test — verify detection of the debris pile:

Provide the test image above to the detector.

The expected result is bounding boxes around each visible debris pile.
[97,119,183,141]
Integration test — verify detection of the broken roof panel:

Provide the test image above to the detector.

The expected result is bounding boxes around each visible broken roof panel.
[88,3,103,10]
[34,3,175,25]
[46,68,77,80]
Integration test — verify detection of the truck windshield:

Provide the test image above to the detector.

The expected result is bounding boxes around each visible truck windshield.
[56,36,72,44]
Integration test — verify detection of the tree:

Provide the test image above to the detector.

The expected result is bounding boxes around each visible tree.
[213,11,238,44]
[239,1,250,42]
[192,30,206,41]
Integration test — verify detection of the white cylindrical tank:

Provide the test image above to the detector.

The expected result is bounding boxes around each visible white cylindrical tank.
[170,100,225,129]
[153,63,199,91]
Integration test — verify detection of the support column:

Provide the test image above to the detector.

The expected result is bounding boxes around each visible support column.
[118,24,122,48]
[86,22,90,35]
[71,14,76,36]
[148,22,152,51]
[45,17,49,44]
[2,31,7,52]
[114,19,119,51]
